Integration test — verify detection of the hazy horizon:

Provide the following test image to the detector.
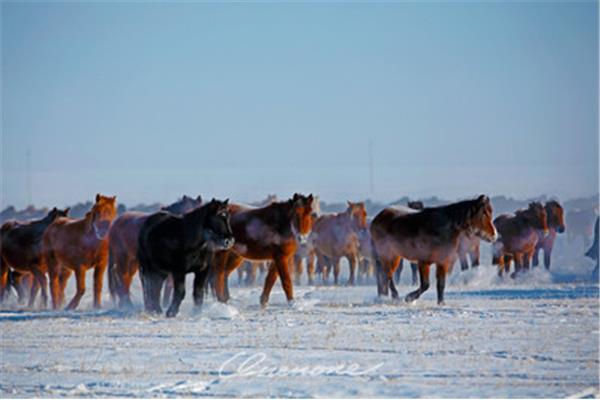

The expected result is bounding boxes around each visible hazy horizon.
[2,2,598,209]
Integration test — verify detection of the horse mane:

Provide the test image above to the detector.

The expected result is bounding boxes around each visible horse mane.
[424,198,480,228]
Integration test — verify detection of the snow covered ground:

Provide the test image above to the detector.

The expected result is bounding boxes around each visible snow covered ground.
[1,261,599,398]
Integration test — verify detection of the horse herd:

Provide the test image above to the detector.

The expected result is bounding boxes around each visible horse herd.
[0,192,575,317]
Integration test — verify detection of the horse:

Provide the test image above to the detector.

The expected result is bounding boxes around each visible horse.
[492,202,548,277]
[356,227,375,283]
[291,196,320,286]
[42,194,117,310]
[107,195,202,308]
[394,201,424,285]
[211,193,315,307]
[531,200,565,270]
[312,201,367,286]
[371,195,496,304]
[0,207,70,307]
[137,199,234,317]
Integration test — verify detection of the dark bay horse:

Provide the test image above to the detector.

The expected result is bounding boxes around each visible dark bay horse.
[394,201,424,285]
[137,199,234,317]
[371,195,497,304]
[493,202,548,277]
[108,195,202,308]
[211,193,315,307]
[0,207,70,307]
[312,202,368,285]
[43,194,117,310]
[531,201,565,270]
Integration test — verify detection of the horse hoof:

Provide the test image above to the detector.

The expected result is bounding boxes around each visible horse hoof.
[166,309,178,318]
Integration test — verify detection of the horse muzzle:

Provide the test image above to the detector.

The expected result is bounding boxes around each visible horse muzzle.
[220,237,235,250]
[297,233,310,245]
[93,223,110,240]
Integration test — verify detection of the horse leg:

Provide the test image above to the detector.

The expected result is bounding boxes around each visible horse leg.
[223,254,243,301]
[162,275,174,308]
[347,255,357,286]
[47,256,62,310]
[260,262,279,307]
[307,252,316,285]
[65,267,86,311]
[405,262,431,303]
[522,251,532,270]
[237,265,244,285]
[410,262,418,285]
[29,269,48,309]
[532,247,540,267]
[511,253,523,279]
[212,252,230,303]
[274,255,294,303]
[471,246,480,267]
[93,261,107,309]
[0,258,9,302]
[246,262,258,286]
[141,270,166,314]
[543,244,552,270]
[118,261,135,308]
[394,259,403,284]
[319,254,330,285]
[332,257,341,285]
[436,263,449,305]
[166,273,186,318]
[386,257,402,299]
[58,268,72,307]
[459,250,469,271]
[294,255,303,286]
[193,268,210,308]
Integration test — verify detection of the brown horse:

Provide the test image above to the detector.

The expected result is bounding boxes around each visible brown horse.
[0,207,70,307]
[211,193,315,307]
[371,195,496,304]
[312,202,368,285]
[493,202,548,277]
[107,195,202,308]
[42,194,117,310]
[531,201,565,270]
[394,201,424,285]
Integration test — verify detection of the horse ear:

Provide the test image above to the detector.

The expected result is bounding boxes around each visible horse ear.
[347,200,352,208]
[197,195,202,203]
[96,193,101,202]
[64,207,70,215]
[111,196,116,202]
[224,198,229,205]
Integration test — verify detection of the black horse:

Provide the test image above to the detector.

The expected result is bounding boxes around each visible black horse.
[137,199,234,317]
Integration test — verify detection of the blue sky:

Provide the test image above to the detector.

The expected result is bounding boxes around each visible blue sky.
[2,1,598,208]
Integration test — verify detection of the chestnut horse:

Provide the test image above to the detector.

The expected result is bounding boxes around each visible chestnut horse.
[313,202,368,285]
[531,201,565,270]
[211,193,315,307]
[371,195,496,304]
[42,194,117,310]
[493,202,548,277]
[0,207,70,307]
[108,195,202,308]
[137,199,234,317]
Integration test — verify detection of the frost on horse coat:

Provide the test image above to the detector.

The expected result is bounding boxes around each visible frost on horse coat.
[371,195,497,305]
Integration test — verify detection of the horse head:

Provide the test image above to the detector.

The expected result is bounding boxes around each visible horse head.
[45,206,70,223]
[89,194,117,240]
[466,195,497,243]
[347,201,368,230]
[289,193,315,244]
[524,202,549,235]
[202,198,235,250]
[545,200,565,234]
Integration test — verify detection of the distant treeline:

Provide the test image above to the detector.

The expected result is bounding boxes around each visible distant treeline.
[1,194,598,224]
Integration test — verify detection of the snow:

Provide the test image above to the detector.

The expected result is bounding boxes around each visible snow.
[1,259,599,398]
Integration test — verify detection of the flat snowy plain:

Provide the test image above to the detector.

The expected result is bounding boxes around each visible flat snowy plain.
[1,259,598,398]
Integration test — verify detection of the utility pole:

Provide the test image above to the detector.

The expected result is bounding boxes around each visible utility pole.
[26,148,32,206]
[368,139,374,196]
